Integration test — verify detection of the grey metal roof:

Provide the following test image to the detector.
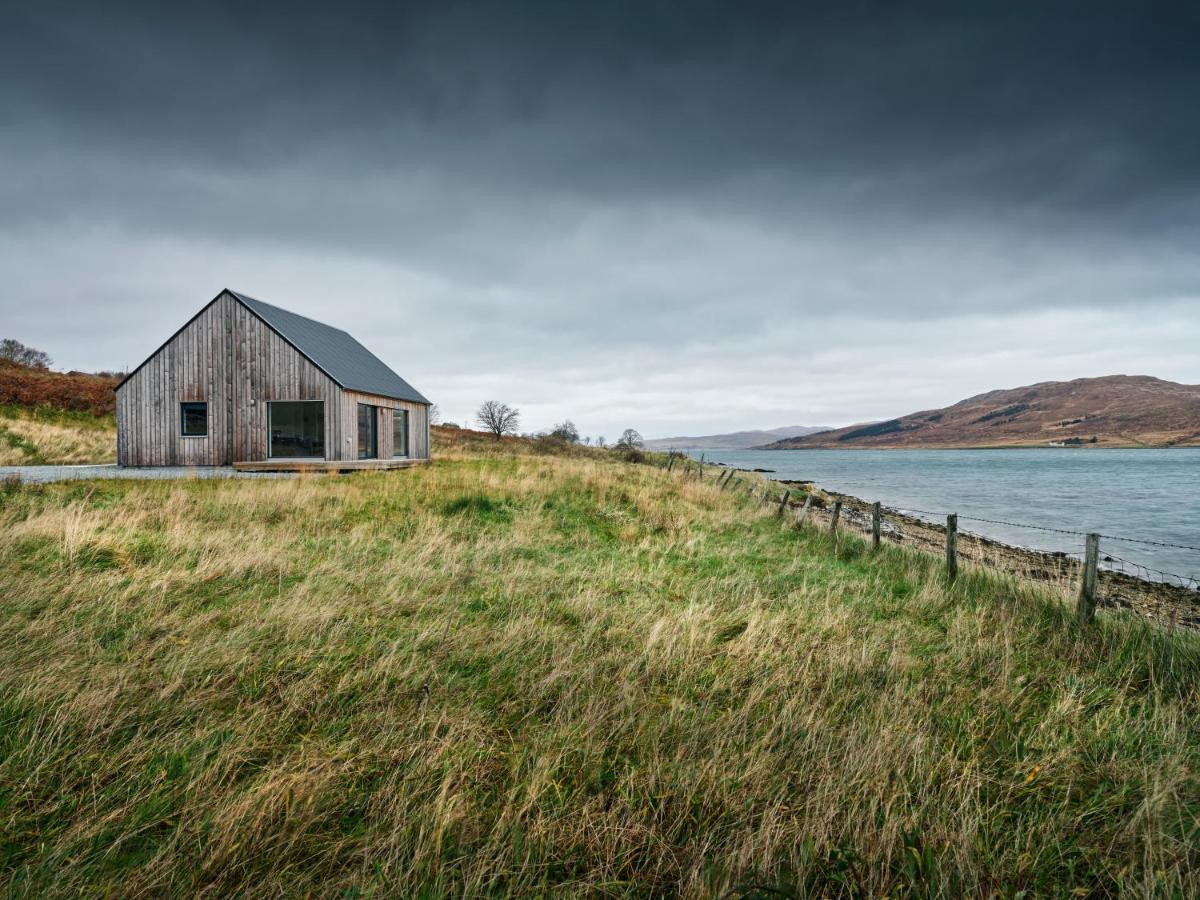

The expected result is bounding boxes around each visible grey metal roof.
[230,290,430,404]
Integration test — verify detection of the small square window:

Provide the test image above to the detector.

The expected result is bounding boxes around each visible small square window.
[181,402,208,436]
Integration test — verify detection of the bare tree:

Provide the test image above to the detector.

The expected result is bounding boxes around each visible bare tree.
[614,428,644,450]
[549,420,580,443]
[476,401,520,439]
[428,403,442,425]
[0,338,52,370]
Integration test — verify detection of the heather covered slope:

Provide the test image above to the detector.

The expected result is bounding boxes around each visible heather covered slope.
[763,375,1200,449]
[0,441,1196,896]
[0,359,118,417]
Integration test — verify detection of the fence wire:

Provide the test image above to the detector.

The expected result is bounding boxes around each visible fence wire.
[888,505,1200,553]
[1102,553,1200,591]
[711,467,1200,594]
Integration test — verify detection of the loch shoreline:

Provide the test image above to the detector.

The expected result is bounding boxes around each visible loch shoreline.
[772,478,1200,629]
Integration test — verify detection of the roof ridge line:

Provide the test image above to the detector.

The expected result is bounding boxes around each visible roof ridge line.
[228,291,354,392]
[229,289,354,336]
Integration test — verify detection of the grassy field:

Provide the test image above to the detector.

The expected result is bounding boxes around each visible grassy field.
[0,405,116,465]
[0,437,1197,897]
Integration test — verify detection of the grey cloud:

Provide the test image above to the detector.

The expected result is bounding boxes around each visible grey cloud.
[2,1,1198,436]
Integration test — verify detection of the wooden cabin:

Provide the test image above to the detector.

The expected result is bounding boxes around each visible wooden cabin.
[116,289,431,469]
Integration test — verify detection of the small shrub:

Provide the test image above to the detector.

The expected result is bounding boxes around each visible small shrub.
[532,435,570,455]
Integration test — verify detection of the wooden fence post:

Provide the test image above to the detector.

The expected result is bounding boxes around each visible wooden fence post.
[796,494,813,528]
[1076,533,1100,623]
[945,514,958,581]
[777,490,791,516]
[871,502,881,549]
[830,499,842,534]
[667,455,675,472]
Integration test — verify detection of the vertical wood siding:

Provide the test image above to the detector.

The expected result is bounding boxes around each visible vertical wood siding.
[115,292,428,465]
[337,391,430,461]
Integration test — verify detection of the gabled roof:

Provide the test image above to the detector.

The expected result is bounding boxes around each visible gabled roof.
[227,291,429,404]
[117,289,430,405]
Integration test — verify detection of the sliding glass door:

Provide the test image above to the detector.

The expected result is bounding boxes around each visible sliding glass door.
[357,404,378,459]
[392,409,409,458]
[268,401,325,459]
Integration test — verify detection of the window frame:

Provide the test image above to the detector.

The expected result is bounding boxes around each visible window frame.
[357,403,378,459]
[267,400,326,460]
[392,408,409,458]
[180,401,208,437]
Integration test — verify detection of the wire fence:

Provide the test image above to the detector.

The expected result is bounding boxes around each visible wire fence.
[888,506,1199,590]
[890,506,1200,554]
[661,454,1200,627]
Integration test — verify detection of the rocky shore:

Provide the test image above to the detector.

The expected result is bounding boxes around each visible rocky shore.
[777,480,1200,629]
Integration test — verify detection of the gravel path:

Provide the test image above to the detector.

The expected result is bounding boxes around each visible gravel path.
[0,465,294,484]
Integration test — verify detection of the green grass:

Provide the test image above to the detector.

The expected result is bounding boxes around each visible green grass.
[0,448,1196,897]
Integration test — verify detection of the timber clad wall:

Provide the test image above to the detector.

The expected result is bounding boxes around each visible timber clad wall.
[341,391,431,461]
[116,291,430,465]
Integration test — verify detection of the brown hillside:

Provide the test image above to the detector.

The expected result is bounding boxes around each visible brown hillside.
[763,375,1200,449]
[0,359,119,416]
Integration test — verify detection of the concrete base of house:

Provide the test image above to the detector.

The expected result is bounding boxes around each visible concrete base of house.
[232,458,431,473]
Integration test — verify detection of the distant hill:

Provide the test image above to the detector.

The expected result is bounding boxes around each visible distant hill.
[760,376,1200,449]
[645,425,829,451]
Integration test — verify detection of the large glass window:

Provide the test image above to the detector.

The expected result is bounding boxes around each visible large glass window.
[357,404,378,459]
[392,409,409,457]
[180,402,208,436]
[268,401,325,458]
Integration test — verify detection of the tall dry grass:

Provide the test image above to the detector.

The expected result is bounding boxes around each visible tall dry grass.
[0,451,1196,897]
[0,406,116,465]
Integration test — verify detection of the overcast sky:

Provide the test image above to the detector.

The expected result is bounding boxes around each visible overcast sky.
[3,2,1199,438]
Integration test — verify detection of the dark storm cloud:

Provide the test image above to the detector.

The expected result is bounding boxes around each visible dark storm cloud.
[7,2,1198,200]
[2,1,1199,433]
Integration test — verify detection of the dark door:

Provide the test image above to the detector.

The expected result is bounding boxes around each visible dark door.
[392,408,409,458]
[357,404,378,459]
